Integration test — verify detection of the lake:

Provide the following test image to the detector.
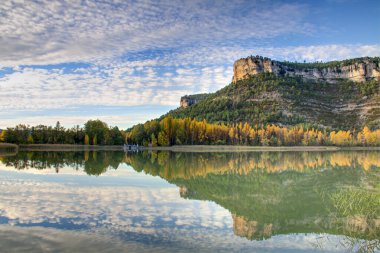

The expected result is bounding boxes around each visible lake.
[0,150,379,253]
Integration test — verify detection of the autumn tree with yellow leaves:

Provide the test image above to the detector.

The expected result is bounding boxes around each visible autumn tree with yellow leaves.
[126,116,380,147]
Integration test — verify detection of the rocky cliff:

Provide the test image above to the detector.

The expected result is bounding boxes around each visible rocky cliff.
[233,56,380,83]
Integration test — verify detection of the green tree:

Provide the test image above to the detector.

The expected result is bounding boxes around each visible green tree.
[84,120,109,145]
[129,124,145,144]
[27,135,34,144]
[0,130,6,142]
[158,131,169,146]
[151,133,158,147]
[160,116,174,145]
[109,126,124,145]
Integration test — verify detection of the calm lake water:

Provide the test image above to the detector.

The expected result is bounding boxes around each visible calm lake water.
[0,150,379,253]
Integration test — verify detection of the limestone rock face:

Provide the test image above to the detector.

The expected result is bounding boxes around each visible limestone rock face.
[233,57,276,83]
[232,56,380,83]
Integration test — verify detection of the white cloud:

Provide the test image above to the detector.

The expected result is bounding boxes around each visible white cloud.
[162,44,380,66]
[0,59,231,111]
[267,44,380,62]
[0,0,310,67]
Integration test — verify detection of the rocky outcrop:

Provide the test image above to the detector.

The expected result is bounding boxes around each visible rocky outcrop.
[180,94,209,108]
[180,96,195,108]
[233,56,380,83]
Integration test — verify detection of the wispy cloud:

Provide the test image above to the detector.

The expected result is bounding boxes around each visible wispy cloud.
[0,0,310,66]
[0,62,231,110]
[0,115,152,129]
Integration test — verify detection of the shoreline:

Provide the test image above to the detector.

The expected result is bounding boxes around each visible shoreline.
[1,144,380,153]
[18,144,124,151]
[0,143,19,152]
[143,145,380,152]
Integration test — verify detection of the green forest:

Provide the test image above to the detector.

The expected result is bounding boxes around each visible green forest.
[0,120,124,145]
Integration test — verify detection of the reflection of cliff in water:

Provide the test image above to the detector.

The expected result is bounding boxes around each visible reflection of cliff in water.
[125,151,380,242]
[0,151,125,175]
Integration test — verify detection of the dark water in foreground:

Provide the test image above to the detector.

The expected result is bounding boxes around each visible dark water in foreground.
[0,150,379,253]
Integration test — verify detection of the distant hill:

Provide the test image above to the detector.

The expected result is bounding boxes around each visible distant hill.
[166,56,380,129]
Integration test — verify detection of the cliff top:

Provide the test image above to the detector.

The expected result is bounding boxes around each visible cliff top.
[233,55,380,83]
[236,55,380,70]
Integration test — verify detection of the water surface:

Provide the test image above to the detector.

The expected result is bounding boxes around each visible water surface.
[0,150,379,253]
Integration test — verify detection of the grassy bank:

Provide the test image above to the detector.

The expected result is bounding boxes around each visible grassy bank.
[18,144,123,151]
[0,143,19,156]
[143,145,380,152]
[0,143,18,148]
[141,145,343,152]
[3,144,380,153]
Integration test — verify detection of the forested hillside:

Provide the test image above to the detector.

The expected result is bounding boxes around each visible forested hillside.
[125,56,380,146]
[167,72,380,129]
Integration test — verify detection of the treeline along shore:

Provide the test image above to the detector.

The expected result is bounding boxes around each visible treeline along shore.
[1,117,380,149]
[0,120,124,146]
[126,116,380,147]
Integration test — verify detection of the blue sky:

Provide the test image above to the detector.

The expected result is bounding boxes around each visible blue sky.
[0,0,379,129]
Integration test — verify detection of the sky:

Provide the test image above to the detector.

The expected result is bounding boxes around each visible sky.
[0,0,379,129]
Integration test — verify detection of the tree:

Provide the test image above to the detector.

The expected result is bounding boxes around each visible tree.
[158,131,169,146]
[160,116,174,145]
[93,135,97,145]
[0,130,5,142]
[84,134,90,145]
[27,135,34,144]
[151,133,158,147]
[108,126,123,145]
[84,120,109,145]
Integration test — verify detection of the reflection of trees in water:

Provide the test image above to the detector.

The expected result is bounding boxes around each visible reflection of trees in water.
[125,150,380,251]
[83,151,124,175]
[0,151,125,175]
[125,151,380,180]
